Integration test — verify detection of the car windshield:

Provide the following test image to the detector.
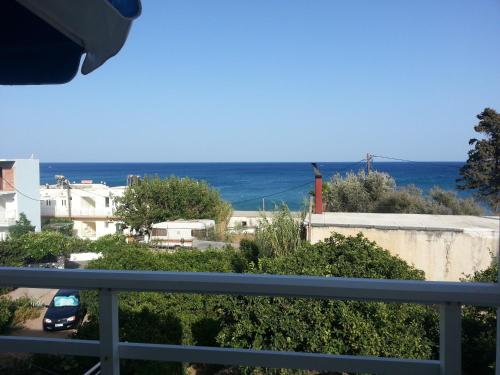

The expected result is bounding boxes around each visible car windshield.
[53,295,79,307]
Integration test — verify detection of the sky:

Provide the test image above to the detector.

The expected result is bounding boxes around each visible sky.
[1,0,500,162]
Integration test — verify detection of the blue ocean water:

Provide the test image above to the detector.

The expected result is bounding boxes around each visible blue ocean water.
[40,162,465,211]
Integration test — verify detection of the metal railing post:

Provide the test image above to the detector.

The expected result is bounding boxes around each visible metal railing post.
[99,288,119,375]
[440,302,461,375]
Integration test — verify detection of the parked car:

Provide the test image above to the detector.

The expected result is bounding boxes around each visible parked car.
[43,289,86,331]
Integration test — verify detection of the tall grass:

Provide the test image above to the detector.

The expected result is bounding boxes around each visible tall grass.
[255,204,303,257]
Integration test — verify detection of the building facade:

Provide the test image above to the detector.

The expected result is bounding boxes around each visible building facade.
[40,181,124,239]
[0,159,41,240]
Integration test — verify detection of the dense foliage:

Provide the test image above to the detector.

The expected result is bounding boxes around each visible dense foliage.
[462,262,498,375]
[0,231,93,265]
[323,171,484,215]
[0,296,41,334]
[7,213,35,239]
[254,205,303,257]
[42,218,74,237]
[457,107,500,213]
[76,242,244,374]
[114,176,232,237]
[69,233,438,374]
[217,234,438,374]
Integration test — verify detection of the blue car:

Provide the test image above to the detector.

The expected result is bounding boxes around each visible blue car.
[43,290,86,331]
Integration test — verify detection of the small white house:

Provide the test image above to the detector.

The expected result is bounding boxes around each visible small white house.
[150,219,215,248]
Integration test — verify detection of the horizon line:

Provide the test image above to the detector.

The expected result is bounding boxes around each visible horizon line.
[38,160,466,164]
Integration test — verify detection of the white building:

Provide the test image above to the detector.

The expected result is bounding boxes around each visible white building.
[40,180,125,240]
[228,210,302,234]
[150,219,215,248]
[0,159,41,240]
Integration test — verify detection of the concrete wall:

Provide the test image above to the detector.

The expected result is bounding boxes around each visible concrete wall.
[310,225,499,281]
[72,219,118,239]
[13,159,41,231]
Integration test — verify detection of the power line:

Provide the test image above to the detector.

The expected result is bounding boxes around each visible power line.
[0,176,41,201]
[371,155,463,170]
[372,155,415,163]
[69,184,111,199]
[232,181,312,205]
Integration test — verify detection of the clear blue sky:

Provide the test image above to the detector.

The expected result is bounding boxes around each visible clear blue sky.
[1,0,499,162]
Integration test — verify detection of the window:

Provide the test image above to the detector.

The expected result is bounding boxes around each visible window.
[152,228,167,236]
[241,221,248,227]
[105,197,110,207]
[45,200,51,206]
[61,199,67,206]
[53,295,79,307]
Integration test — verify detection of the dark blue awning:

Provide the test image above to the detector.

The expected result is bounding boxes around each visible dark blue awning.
[0,0,141,85]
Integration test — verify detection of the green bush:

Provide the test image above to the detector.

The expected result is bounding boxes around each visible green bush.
[0,296,41,334]
[0,297,13,334]
[324,171,395,212]
[42,218,74,237]
[324,171,484,215]
[13,231,93,263]
[73,234,438,375]
[7,213,35,239]
[216,233,438,374]
[462,262,498,375]
[76,246,246,374]
[9,296,42,329]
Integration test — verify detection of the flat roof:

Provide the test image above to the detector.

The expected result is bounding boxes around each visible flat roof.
[306,212,499,234]
[232,210,301,218]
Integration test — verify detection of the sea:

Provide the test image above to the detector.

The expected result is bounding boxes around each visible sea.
[40,162,467,211]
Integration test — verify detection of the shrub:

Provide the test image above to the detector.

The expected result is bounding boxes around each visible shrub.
[42,218,74,237]
[70,235,439,375]
[374,185,430,213]
[0,296,41,333]
[9,296,41,329]
[324,171,484,215]
[0,297,13,334]
[428,187,484,215]
[13,231,93,263]
[462,262,498,374]
[76,246,246,374]
[323,171,395,212]
[7,213,35,239]
[216,234,438,374]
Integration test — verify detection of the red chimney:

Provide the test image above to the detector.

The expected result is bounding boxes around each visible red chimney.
[312,163,323,214]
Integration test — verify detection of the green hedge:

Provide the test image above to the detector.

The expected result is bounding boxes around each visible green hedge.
[72,233,438,374]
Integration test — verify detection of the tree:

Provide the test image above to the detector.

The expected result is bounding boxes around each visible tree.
[8,213,34,239]
[114,176,232,235]
[458,108,500,213]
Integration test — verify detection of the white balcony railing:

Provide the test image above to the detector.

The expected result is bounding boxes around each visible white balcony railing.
[1,267,500,375]
[41,207,114,218]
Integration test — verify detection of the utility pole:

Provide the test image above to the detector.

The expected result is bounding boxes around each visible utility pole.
[366,153,373,174]
[66,178,72,219]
